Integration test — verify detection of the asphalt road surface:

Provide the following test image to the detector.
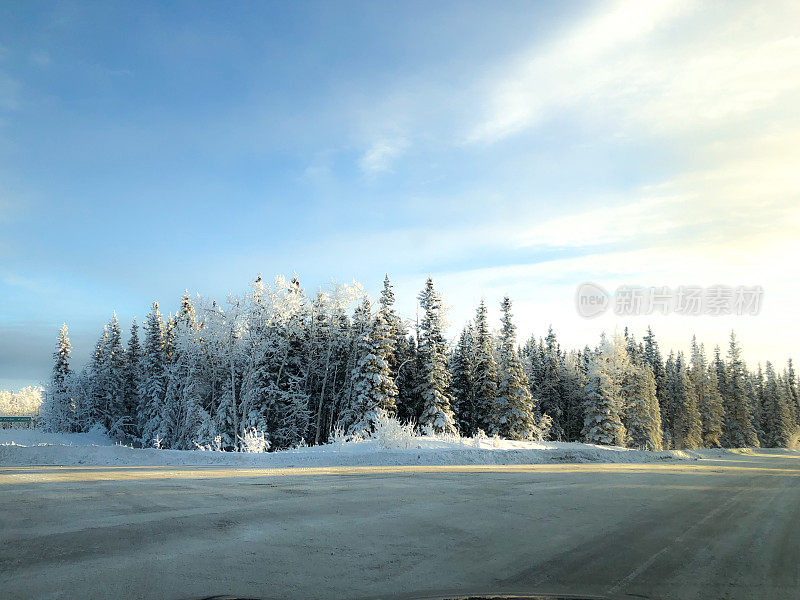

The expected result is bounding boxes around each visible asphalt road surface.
[1,450,799,599]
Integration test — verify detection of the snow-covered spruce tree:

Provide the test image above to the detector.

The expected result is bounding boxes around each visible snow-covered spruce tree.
[785,359,800,426]
[43,323,74,432]
[753,364,767,446]
[625,330,645,366]
[138,302,167,447]
[415,278,457,434]
[123,318,142,440]
[161,292,205,449]
[338,294,371,431]
[236,276,278,449]
[179,355,214,451]
[324,287,358,441]
[396,332,421,424]
[521,335,543,387]
[159,292,199,448]
[98,313,128,439]
[700,365,726,448]
[761,362,794,447]
[722,332,759,448]
[267,275,312,450]
[537,326,564,440]
[663,352,677,447]
[688,338,724,448]
[378,275,411,412]
[204,293,248,450]
[560,350,587,442]
[472,299,498,434]
[582,335,626,447]
[493,297,537,440]
[272,376,311,448]
[623,363,663,450]
[643,327,669,444]
[304,290,337,444]
[748,367,765,445]
[450,322,476,435]
[346,299,399,435]
[85,325,109,430]
[667,351,702,450]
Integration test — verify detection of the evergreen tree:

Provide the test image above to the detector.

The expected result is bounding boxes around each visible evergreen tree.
[752,364,767,445]
[396,333,421,424]
[139,302,166,446]
[762,362,794,447]
[623,363,663,450]
[689,338,724,448]
[472,299,498,434]
[785,359,799,427]
[270,275,312,449]
[493,297,537,440]
[304,287,354,445]
[643,327,669,442]
[121,318,142,442]
[748,369,765,445]
[86,325,109,430]
[344,299,398,434]
[537,326,564,439]
[161,293,204,449]
[701,366,726,448]
[44,323,74,432]
[86,313,128,439]
[160,293,200,447]
[416,278,457,434]
[723,331,759,447]
[450,322,477,434]
[560,351,587,442]
[378,275,408,382]
[668,351,702,449]
[582,335,627,446]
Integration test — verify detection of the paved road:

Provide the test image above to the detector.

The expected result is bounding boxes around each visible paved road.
[1,450,799,599]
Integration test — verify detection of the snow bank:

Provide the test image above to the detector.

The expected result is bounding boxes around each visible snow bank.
[0,427,113,449]
[0,429,696,468]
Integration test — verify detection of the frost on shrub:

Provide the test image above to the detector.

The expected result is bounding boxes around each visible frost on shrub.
[531,413,553,442]
[87,422,107,437]
[368,409,416,450]
[473,428,489,448]
[420,422,462,445]
[238,428,270,453]
[195,435,223,452]
[329,425,352,446]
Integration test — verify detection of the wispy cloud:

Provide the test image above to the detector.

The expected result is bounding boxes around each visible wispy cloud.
[358,137,409,174]
[468,0,800,143]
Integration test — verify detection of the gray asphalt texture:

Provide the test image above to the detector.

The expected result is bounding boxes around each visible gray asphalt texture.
[1,449,798,600]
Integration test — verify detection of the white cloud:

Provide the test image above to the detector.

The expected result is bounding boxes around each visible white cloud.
[358,138,409,174]
[468,0,800,143]
[516,196,682,248]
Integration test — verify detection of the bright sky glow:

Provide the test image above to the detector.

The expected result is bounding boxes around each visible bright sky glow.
[1,0,799,389]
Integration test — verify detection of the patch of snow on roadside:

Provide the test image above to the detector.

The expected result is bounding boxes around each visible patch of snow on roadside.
[0,426,113,448]
[0,428,699,468]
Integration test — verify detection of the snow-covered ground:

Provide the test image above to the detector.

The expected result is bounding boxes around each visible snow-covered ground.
[0,428,701,467]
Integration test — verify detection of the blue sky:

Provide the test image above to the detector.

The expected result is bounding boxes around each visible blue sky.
[1,0,799,390]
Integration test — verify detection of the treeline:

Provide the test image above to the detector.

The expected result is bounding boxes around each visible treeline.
[42,274,799,451]
[0,386,43,416]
